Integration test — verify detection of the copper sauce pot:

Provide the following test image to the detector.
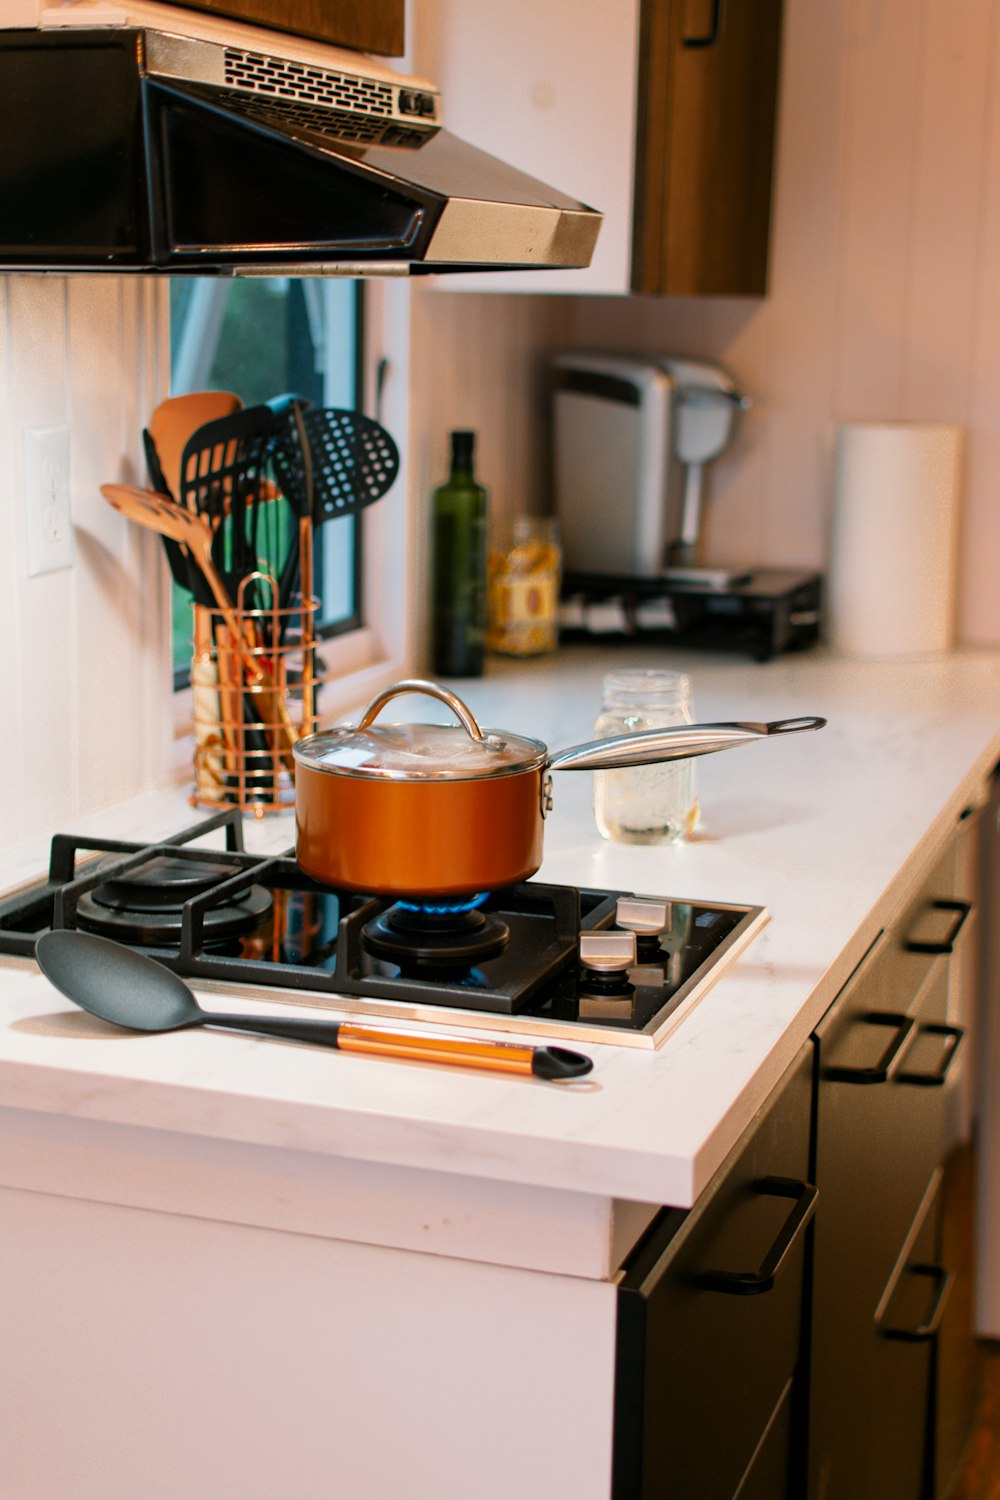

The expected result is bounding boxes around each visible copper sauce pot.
[292,679,826,898]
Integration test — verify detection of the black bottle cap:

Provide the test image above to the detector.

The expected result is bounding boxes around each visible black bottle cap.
[450,430,476,468]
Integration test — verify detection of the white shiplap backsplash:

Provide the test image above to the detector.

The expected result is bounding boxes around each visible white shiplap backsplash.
[1,276,171,849]
[409,287,573,518]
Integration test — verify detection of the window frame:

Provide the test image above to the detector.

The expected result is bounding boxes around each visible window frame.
[167,275,415,768]
[169,277,366,690]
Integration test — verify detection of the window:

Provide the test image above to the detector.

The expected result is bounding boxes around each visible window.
[167,277,364,680]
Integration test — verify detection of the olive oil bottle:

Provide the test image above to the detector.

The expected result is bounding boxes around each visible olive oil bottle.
[431,430,488,677]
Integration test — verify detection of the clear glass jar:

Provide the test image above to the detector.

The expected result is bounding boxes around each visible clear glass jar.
[486,517,561,657]
[593,670,699,844]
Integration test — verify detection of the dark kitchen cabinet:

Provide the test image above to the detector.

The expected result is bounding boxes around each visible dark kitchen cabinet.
[807,827,979,1500]
[632,0,784,295]
[156,0,405,55]
[614,1044,815,1499]
[933,802,984,1499]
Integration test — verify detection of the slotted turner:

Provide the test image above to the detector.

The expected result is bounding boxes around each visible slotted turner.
[272,405,400,524]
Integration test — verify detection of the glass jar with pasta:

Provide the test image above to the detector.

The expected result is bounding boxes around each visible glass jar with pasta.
[486,517,561,657]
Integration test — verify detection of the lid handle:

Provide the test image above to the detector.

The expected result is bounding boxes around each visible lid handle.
[354,678,487,743]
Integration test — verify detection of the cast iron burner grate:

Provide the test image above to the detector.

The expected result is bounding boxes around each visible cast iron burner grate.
[0,809,766,1039]
[75,852,273,946]
[361,896,511,969]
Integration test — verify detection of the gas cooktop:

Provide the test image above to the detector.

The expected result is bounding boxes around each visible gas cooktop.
[0,810,768,1049]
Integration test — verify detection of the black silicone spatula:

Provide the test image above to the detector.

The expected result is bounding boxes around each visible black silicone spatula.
[34,929,592,1081]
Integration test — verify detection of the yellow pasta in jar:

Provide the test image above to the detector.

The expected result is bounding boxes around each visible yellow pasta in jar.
[487,518,562,657]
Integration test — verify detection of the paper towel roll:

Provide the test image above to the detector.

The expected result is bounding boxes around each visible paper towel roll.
[828,422,963,658]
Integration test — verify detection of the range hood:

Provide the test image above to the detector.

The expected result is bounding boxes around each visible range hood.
[0,1,601,276]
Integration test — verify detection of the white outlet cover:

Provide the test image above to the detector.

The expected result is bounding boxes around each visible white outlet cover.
[24,426,74,577]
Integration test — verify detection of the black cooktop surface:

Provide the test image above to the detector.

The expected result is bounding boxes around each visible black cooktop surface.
[0,810,765,1045]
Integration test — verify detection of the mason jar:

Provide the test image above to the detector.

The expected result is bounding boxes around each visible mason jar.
[593,669,700,844]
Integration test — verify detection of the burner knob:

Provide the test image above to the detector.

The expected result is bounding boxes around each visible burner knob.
[579,930,637,974]
[615,898,669,936]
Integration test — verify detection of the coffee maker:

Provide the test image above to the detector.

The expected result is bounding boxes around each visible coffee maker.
[551,351,749,581]
[551,351,823,659]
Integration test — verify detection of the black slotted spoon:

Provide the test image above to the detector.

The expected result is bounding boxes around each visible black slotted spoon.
[272,405,400,526]
[269,403,401,639]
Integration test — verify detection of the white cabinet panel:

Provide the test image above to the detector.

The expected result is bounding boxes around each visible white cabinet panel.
[1,1185,618,1500]
[417,0,639,294]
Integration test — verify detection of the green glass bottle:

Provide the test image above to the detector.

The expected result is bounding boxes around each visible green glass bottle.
[431,430,488,677]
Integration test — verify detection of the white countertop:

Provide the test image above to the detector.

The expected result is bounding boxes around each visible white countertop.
[3,644,999,1210]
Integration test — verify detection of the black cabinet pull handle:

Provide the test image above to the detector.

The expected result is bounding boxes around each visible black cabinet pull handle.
[895,1023,964,1086]
[904,898,972,954]
[879,1264,954,1342]
[823,1012,915,1084]
[683,0,723,47]
[697,1176,818,1297]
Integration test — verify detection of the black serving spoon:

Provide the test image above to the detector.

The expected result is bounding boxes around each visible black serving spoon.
[34,930,592,1081]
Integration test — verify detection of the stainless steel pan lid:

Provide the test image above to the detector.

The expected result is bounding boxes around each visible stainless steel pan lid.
[292,680,548,781]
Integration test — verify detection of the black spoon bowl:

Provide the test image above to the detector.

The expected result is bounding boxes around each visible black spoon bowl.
[33,930,592,1081]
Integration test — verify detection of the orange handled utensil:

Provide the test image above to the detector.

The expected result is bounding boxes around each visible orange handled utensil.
[36,930,595,1081]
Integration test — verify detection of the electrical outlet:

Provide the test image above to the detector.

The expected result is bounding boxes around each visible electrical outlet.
[24,426,74,577]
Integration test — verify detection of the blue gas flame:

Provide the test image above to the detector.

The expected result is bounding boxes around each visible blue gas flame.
[396,892,490,917]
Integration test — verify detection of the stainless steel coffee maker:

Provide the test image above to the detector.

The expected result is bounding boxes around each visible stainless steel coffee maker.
[552,351,750,584]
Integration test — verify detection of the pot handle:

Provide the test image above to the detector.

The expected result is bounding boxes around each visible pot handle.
[547,716,827,773]
[354,678,488,743]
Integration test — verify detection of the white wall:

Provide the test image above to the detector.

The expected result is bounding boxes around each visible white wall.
[401,287,573,670]
[418,0,1000,648]
[407,288,572,514]
[0,277,172,848]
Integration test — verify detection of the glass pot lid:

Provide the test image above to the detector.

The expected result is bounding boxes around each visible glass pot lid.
[292,679,547,782]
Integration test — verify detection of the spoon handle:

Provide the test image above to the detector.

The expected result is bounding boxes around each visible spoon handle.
[200,1012,592,1079]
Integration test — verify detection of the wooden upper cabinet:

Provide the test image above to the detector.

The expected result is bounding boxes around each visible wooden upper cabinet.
[633,0,784,296]
[422,0,783,298]
[156,0,405,56]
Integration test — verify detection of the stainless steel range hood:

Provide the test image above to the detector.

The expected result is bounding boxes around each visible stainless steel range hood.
[0,2,601,276]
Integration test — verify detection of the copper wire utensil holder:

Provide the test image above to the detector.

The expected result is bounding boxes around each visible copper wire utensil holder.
[191,567,317,816]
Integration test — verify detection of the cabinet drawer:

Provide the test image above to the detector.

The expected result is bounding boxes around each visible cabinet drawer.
[891,838,970,1003]
[810,930,963,1500]
[816,937,961,1260]
[614,1045,814,1499]
[867,1171,945,1500]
